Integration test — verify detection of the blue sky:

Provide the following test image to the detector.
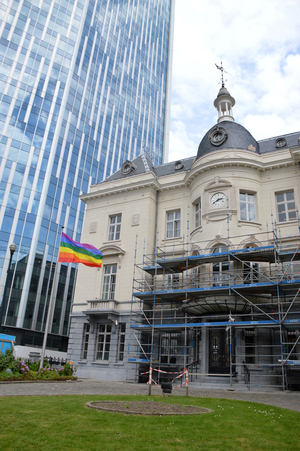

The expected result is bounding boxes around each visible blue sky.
[169,0,300,162]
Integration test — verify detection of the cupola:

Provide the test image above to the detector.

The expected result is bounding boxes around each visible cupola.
[213,62,235,122]
[213,85,235,123]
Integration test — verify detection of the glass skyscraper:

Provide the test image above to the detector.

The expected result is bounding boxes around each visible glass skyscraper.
[0,0,174,352]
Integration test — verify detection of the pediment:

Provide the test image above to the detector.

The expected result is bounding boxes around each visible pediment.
[204,176,232,192]
[99,244,126,257]
[205,235,233,252]
[239,236,262,248]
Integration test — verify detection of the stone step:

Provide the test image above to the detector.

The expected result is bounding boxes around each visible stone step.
[189,380,282,392]
[189,381,249,391]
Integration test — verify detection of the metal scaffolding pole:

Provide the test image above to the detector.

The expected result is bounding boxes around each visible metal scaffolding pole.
[128,225,300,392]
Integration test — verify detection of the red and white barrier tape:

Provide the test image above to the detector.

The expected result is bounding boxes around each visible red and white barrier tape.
[147,378,159,386]
[172,370,187,382]
[173,381,186,389]
[144,367,183,375]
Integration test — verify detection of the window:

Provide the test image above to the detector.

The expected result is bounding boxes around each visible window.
[192,265,201,288]
[283,262,296,281]
[243,245,259,284]
[117,323,126,361]
[108,214,121,241]
[95,324,111,361]
[102,264,117,299]
[160,333,180,364]
[164,273,180,289]
[243,262,259,284]
[245,329,256,364]
[286,331,300,360]
[276,191,297,222]
[195,201,201,228]
[240,192,255,221]
[166,210,180,238]
[212,245,229,286]
[81,323,90,360]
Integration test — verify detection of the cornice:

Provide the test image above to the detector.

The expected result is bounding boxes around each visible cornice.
[99,244,126,256]
[99,244,126,269]
[80,148,300,201]
[80,173,188,200]
[185,151,297,186]
[290,147,300,162]
[80,177,160,201]
[159,180,188,192]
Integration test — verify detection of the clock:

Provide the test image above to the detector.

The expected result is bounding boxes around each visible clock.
[211,192,226,207]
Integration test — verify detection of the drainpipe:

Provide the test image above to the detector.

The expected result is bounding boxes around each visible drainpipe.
[153,190,159,258]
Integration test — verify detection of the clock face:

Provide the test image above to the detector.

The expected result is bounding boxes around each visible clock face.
[211,192,226,207]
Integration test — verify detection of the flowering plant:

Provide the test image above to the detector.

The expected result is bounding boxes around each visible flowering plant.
[0,349,77,381]
[17,361,29,374]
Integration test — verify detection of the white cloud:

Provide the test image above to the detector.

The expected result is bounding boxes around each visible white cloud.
[169,120,199,161]
[169,0,300,162]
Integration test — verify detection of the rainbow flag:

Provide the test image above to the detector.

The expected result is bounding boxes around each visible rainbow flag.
[58,232,103,268]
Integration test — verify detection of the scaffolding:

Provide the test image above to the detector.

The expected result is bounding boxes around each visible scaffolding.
[128,226,300,391]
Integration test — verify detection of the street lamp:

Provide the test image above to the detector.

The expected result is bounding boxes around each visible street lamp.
[0,243,17,329]
[8,243,17,270]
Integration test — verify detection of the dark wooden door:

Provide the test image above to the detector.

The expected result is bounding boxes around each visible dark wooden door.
[209,328,231,374]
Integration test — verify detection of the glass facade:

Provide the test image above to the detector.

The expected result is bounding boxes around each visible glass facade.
[0,0,173,350]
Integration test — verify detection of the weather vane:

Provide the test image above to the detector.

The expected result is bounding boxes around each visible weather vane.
[215,60,229,88]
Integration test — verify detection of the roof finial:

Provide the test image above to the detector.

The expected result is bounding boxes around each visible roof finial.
[215,60,228,88]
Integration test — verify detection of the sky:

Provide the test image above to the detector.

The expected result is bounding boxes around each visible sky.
[169,0,300,162]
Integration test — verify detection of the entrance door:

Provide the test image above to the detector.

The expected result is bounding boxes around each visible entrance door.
[209,328,231,374]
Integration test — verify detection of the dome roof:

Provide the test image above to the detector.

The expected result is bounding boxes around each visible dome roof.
[196,121,259,160]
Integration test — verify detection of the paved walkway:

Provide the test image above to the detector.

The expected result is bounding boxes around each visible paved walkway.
[1,379,300,413]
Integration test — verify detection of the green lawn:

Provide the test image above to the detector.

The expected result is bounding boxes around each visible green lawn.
[0,395,299,451]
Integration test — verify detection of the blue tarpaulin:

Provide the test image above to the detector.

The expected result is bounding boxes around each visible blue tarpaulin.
[0,333,15,354]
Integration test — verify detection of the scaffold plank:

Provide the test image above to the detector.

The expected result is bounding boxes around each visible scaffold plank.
[131,318,300,330]
[141,245,300,274]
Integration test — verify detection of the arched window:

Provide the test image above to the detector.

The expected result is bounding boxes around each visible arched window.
[212,245,229,286]
[243,245,259,284]
[192,251,201,288]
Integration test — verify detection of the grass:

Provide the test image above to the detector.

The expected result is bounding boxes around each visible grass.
[0,395,299,451]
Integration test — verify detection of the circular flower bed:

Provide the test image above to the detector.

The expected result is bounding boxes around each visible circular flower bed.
[87,401,212,416]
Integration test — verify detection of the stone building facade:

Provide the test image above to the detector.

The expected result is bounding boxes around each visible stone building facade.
[67,86,300,387]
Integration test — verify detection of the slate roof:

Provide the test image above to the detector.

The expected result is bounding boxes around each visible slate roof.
[155,156,195,177]
[258,131,300,154]
[196,121,260,159]
[104,152,155,182]
[104,152,195,183]
[100,126,300,185]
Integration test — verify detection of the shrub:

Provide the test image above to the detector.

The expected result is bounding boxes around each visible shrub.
[0,348,20,373]
[26,358,49,372]
[0,351,77,381]
[60,362,74,377]
[17,360,29,374]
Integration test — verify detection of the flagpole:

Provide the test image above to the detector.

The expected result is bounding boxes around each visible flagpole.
[39,230,63,370]
[38,229,102,369]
